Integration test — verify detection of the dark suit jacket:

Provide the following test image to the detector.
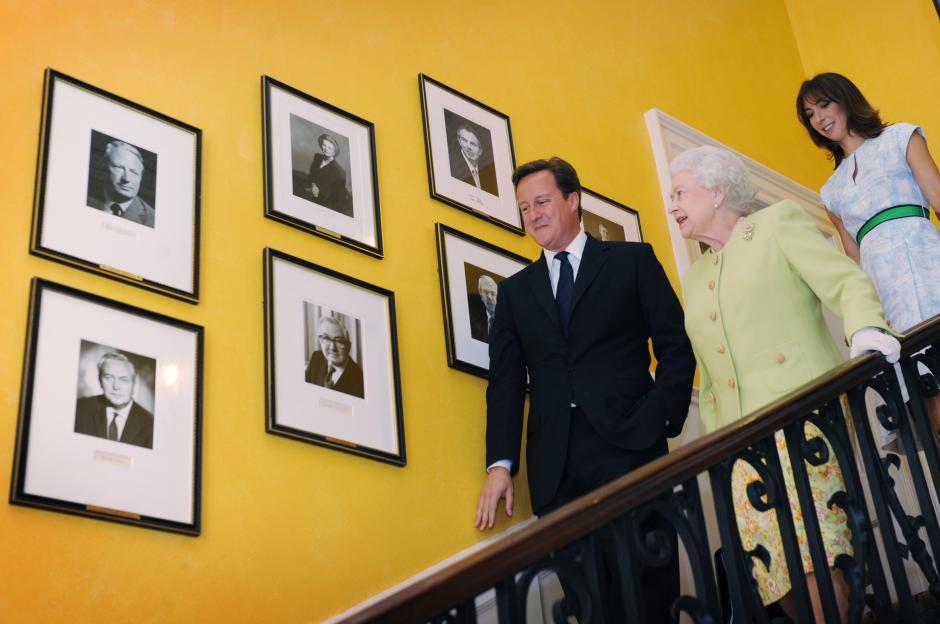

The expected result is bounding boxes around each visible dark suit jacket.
[74,395,154,449]
[305,350,365,399]
[467,294,492,343]
[308,154,352,216]
[88,194,155,228]
[486,235,695,512]
[448,150,498,197]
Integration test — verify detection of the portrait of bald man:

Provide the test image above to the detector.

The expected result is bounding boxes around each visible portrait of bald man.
[86,132,156,228]
[305,315,365,399]
[468,273,499,343]
[75,351,154,449]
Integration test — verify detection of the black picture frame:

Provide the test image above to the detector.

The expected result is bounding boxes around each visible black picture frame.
[10,278,204,535]
[262,76,383,258]
[581,187,643,243]
[263,248,405,465]
[30,69,202,303]
[435,223,530,378]
[419,74,523,235]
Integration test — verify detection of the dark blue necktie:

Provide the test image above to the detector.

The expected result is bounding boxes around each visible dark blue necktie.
[555,251,574,336]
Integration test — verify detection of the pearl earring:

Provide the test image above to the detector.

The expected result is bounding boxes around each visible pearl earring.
[713,203,719,209]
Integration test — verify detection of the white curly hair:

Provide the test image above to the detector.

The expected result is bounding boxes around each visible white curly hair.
[669,146,757,215]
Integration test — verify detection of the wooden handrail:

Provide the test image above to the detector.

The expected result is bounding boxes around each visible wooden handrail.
[330,315,940,624]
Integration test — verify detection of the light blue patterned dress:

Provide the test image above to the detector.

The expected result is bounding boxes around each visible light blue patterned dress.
[821,123,940,332]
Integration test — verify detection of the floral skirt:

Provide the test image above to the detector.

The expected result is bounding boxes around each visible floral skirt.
[731,424,853,605]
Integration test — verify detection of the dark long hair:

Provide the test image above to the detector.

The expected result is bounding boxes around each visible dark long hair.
[796,73,887,167]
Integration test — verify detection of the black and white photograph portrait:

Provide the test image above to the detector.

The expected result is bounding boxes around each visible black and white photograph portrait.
[419,74,521,234]
[303,303,364,399]
[436,224,528,378]
[290,115,353,217]
[265,248,404,465]
[75,340,156,449]
[31,69,202,302]
[582,210,627,242]
[85,130,158,228]
[10,278,204,535]
[463,263,503,344]
[263,76,383,257]
[581,188,643,244]
[444,110,497,197]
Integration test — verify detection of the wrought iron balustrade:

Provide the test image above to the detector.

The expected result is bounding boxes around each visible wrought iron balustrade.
[333,315,940,624]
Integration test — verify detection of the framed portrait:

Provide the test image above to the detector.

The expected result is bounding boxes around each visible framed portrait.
[30,69,202,302]
[10,278,204,535]
[419,74,522,234]
[262,76,383,258]
[581,187,643,243]
[435,224,530,378]
[264,248,405,465]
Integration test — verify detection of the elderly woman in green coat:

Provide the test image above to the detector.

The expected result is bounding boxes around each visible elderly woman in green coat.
[669,145,900,622]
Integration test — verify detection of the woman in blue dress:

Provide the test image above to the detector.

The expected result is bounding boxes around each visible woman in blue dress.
[797,72,940,444]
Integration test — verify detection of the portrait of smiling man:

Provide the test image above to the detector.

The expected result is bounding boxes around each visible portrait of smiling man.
[305,314,365,399]
[86,134,157,228]
[444,110,499,197]
[75,351,155,450]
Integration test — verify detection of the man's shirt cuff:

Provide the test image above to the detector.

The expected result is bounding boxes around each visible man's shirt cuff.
[487,459,512,473]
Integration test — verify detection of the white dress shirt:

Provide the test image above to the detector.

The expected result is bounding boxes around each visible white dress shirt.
[461,153,482,189]
[108,402,133,440]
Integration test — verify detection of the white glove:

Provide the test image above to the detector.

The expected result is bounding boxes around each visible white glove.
[849,327,901,364]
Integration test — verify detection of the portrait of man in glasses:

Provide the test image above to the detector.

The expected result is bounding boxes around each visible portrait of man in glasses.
[304,315,364,399]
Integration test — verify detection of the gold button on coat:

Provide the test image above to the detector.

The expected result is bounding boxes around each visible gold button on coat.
[708,280,715,290]
[717,344,725,354]
[709,311,717,321]
[775,353,786,363]
[727,378,736,388]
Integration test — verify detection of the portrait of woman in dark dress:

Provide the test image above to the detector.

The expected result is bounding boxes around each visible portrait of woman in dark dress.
[308,133,352,216]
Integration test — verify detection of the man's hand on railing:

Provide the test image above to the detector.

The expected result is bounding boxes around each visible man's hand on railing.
[474,466,513,531]
[849,327,901,363]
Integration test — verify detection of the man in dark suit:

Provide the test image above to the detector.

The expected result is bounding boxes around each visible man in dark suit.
[474,158,695,621]
[468,274,499,343]
[449,125,498,196]
[305,316,365,399]
[87,140,155,227]
[75,352,154,449]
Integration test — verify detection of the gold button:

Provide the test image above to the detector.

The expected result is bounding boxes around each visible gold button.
[713,255,720,265]
[709,311,717,321]
[727,378,735,388]
[775,353,786,363]
[708,280,715,290]
[717,344,725,354]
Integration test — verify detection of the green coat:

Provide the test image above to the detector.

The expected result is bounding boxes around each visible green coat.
[682,199,889,433]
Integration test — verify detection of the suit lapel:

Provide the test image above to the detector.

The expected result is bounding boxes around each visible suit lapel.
[524,254,561,332]
[570,235,607,316]
[94,399,109,438]
[121,405,143,444]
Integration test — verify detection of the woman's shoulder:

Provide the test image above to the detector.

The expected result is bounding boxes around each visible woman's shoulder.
[874,122,924,149]
[749,198,806,225]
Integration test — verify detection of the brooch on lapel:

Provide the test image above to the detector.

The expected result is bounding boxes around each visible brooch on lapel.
[741,221,754,241]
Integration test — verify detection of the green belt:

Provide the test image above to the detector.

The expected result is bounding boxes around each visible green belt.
[855,204,930,245]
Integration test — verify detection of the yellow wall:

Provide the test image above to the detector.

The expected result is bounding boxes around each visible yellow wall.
[1,1,929,622]
[785,0,940,191]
